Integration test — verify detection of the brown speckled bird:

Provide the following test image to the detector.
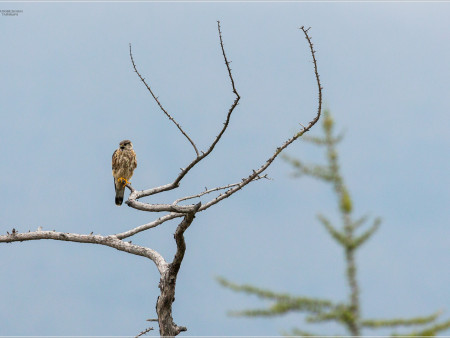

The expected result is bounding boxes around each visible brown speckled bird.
[112,140,137,206]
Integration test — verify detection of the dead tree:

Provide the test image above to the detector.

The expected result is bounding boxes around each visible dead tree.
[0,22,322,337]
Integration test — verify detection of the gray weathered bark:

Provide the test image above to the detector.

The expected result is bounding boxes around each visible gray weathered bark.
[156,205,199,336]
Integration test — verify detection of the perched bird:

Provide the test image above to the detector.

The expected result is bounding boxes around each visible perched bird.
[112,140,137,206]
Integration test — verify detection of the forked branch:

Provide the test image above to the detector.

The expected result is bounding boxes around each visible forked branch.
[197,25,323,211]
[156,203,201,336]
[129,21,240,201]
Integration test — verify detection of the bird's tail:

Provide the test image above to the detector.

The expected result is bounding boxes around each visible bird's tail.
[115,179,125,206]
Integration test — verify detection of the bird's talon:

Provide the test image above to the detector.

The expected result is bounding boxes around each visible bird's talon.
[118,177,130,187]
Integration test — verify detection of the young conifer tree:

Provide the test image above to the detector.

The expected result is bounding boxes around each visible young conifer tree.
[218,109,450,336]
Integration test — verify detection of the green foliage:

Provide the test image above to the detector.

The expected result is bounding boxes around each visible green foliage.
[218,109,450,336]
[339,187,352,214]
[351,217,381,250]
[302,132,344,146]
[283,328,322,336]
[391,318,450,337]
[317,214,347,247]
[216,277,334,316]
[305,304,355,325]
[283,328,318,336]
[322,111,334,133]
[362,311,441,328]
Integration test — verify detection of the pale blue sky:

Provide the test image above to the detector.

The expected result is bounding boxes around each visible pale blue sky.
[1,2,449,336]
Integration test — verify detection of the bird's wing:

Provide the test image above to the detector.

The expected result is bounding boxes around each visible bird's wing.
[131,150,137,170]
[112,149,120,173]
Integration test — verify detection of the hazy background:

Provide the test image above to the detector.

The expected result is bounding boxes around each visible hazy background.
[1,2,449,336]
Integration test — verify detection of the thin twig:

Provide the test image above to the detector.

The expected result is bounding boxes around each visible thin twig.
[135,326,153,338]
[172,174,268,205]
[129,44,199,156]
[164,21,241,187]
[198,21,240,158]
[300,26,323,122]
[217,20,239,95]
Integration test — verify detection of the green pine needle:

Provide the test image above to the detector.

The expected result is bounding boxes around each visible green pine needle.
[363,311,441,328]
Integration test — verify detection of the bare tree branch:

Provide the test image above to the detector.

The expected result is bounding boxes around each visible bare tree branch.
[115,212,182,240]
[118,175,269,241]
[172,202,201,274]
[125,200,201,213]
[0,230,168,274]
[129,44,200,157]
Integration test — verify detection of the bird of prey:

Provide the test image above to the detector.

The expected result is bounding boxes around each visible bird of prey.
[112,140,137,206]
